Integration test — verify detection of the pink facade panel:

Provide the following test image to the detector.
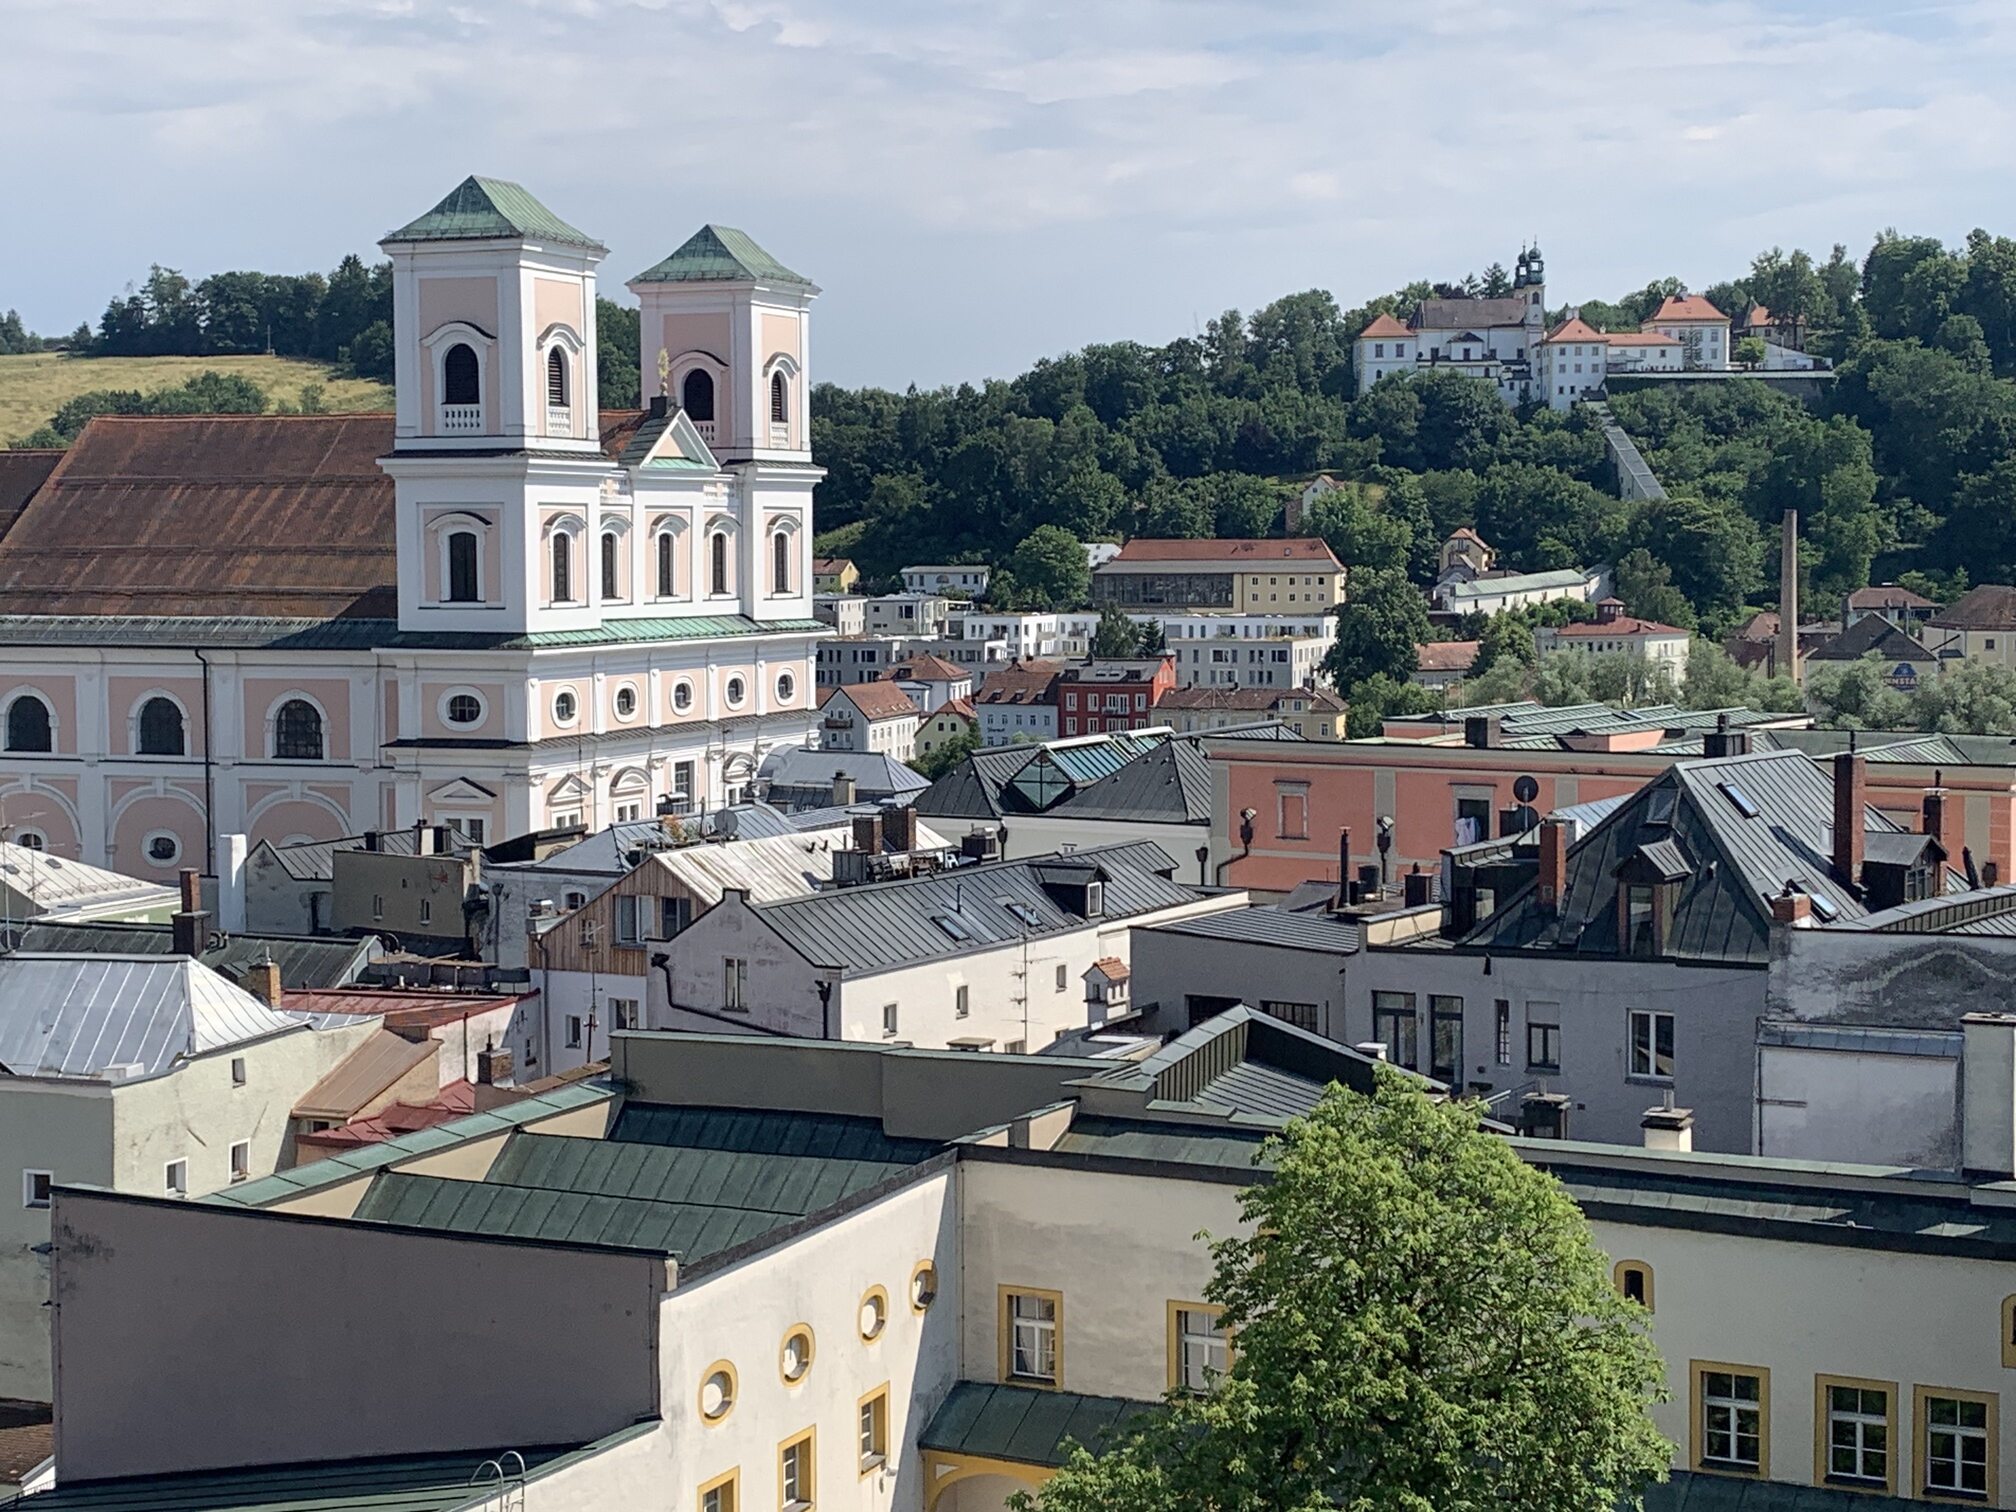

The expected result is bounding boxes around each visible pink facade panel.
[242,679,352,762]
[107,677,206,758]
[110,790,206,877]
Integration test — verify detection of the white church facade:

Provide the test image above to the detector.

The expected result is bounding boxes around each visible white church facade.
[0,177,826,878]
[1353,247,1732,411]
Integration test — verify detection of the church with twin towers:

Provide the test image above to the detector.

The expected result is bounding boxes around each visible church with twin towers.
[0,176,826,877]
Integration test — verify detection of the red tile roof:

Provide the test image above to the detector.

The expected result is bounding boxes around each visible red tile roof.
[294,1079,481,1156]
[1089,956,1130,981]
[0,411,644,618]
[975,660,1062,706]
[1415,640,1480,672]
[885,654,969,682]
[1552,616,1687,638]
[1539,317,1606,345]
[938,697,976,721]
[1931,584,2016,631]
[283,987,531,1030]
[1649,294,1727,324]
[828,681,919,720]
[1846,583,1936,611]
[1606,330,1677,347]
[1358,313,1413,340]
[1108,537,1341,566]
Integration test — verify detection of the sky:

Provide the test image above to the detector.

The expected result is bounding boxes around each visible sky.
[5,0,2016,389]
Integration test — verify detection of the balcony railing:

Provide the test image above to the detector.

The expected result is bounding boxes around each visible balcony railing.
[769,422,790,446]
[546,406,571,434]
[440,404,484,434]
[693,419,717,444]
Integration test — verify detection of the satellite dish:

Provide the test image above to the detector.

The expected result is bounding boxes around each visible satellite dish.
[1513,774,1540,804]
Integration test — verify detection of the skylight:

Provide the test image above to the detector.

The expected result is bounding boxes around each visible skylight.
[930,914,973,942]
[1809,895,1839,921]
[1002,900,1041,927]
[1718,782,1760,819]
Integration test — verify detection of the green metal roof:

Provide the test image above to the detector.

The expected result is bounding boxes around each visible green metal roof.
[0,1433,642,1512]
[385,175,604,252]
[0,614,825,653]
[631,225,813,288]
[920,1382,1158,1469]
[1645,1470,1916,1512]
[514,616,825,649]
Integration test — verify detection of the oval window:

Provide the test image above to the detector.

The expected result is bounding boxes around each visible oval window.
[446,694,482,726]
[145,832,180,865]
[553,690,577,724]
[780,1326,814,1384]
[725,676,747,708]
[615,685,638,719]
[673,681,694,714]
[776,672,795,703]
[910,1261,938,1313]
[698,1363,736,1423]
[859,1286,888,1341]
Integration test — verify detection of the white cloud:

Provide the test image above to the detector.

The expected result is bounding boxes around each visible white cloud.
[5,0,2016,383]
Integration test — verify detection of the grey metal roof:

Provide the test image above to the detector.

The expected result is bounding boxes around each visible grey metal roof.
[919,1382,1158,1469]
[1461,749,1913,964]
[753,841,1198,973]
[1757,1021,1962,1058]
[1808,613,1938,663]
[0,954,328,1079]
[1049,1114,1272,1171]
[351,1104,941,1259]
[1646,1470,1918,1512]
[1855,886,2016,935]
[0,1437,631,1512]
[757,748,928,806]
[915,745,1040,820]
[520,805,799,877]
[1144,905,1359,955]
[1053,737,1213,824]
[261,827,476,884]
[12,922,376,990]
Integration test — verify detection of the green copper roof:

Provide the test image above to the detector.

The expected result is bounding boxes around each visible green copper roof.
[385,175,604,252]
[920,1382,1159,1469]
[631,225,813,288]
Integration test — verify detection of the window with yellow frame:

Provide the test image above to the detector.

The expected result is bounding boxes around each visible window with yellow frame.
[778,1428,816,1512]
[1690,1360,1769,1478]
[1915,1385,1998,1504]
[857,1384,891,1476]
[1612,1259,1654,1312]
[699,1468,739,1512]
[999,1285,1062,1387]
[1814,1375,1897,1495]
[1166,1301,1230,1393]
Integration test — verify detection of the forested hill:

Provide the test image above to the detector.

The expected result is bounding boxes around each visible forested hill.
[811,232,2016,632]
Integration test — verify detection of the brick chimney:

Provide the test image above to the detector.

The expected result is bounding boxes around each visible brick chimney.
[852,810,884,855]
[474,1039,517,1112]
[1536,816,1568,914]
[884,805,917,853]
[1832,749,1866,886]
[171,868,209,958]
[246,957,282,1009]
[1769,886,1812,926]
[1922,776,1956,863]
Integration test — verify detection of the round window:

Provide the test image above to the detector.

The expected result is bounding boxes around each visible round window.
[144,832,180,865]
[446,693,482,726]
[725,676,747,708]
[780,1326,814,1384]
[698,1363,736,1423]
[15,831,45,853]
[910,1261,938,1313]
[859,1286,888,1341]
[776,672,795,703]
[615,685,637,719]
[553,690,577,724]
[673,681,694,714]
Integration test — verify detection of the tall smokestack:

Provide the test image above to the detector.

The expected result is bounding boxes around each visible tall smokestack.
[1779,510,1801,685]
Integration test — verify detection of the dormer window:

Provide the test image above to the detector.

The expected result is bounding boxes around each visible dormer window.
[1624,884,1657,955]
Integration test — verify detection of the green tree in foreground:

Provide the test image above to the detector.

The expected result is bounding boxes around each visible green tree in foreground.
[1017,1072,1671,1512]
[1000,526,1091,610]
[1323,566,1431,689]
[1342,672,1440,738]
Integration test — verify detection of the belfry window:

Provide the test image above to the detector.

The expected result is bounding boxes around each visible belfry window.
[772,531,790,595]
[682,369,714,422]
[552,532,573,602]
[770,371,788,425]
[711,532,729,596]
[546,347,569,410]
[447,530,479,603]
[443,343,479,406]
[601,531,620,601]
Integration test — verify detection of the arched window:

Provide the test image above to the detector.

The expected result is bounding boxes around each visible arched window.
[546,348,569,409]
[770,371,788,424]
[552,532,573,602]
[710,532,729,596]
[772,530,790,595]
[657,533,675,598]
[601,531,621,600]
[446,530,480,603]
[272,699,323,761]
[1613,1260,1654,1312]
[137,697,185,756]
[681,369,715,423]
[443,343,480,406]
[5,696,51,753]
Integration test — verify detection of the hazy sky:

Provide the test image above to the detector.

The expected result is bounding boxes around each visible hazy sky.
[6,0,2014,389]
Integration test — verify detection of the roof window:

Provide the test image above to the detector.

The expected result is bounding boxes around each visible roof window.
[930,913,973,942]
[1718,782,1759,819]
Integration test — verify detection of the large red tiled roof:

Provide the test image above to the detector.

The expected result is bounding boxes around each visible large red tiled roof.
[1648,294,1727,324]
[886,654,969,682]
[1415,640,1480,672]
[0,411,644,619]
[975,660,1061,706]
[1539,317,1606,346]
[828,681,919,720]
[1358,313,1413,340]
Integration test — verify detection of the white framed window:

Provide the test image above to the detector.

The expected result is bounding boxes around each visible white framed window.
[22,1170,51,1209]
[229,1140,250,1183]
[725,676,747,709]
[779,1431,814,1512]
[614,684,638,720]
[164,1159,188,1197]
[1920,1388,1995,1501]
[552,690,578,726]
[1005,1289,1059,1384]
[1171,1303,1229,1393]
[1822,1380,1892,1489]
[777,671,795,703]
[672,680,695,715]
[1695,1364,1766,1474]
[443,691,484,727]
[955,984,970,1018]
[724,957,749,1011]
[565,1015,582,1048]
[882,1003,898,1038]
[1629,1009,1674,1080]
[143,831,181,866]
[610,997,641,1030]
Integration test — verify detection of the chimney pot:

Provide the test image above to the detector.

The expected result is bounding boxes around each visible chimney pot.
[247,958,283,1009]
[1833,750,1867,886]
[1640,1104,1695,1152]
[1333,828,1352,910]
[178,868,201,914]
[1354,1040,1389,1062]
[1769,887,1813,926]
